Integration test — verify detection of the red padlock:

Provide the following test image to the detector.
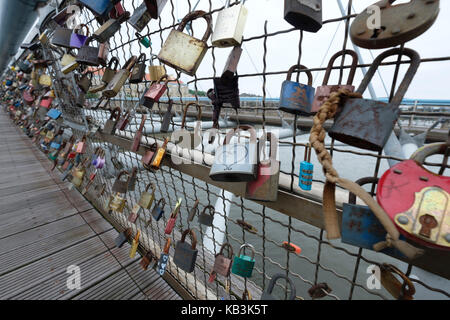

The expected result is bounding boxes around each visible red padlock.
[165,198,182,235]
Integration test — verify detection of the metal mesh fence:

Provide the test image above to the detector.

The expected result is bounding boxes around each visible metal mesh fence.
[9,0,450,300]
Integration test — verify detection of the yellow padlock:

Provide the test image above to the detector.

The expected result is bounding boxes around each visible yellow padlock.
[109,193,126,213]
[129,230,141,258]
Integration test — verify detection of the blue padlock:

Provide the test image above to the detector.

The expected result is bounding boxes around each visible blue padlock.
[299,144,313,191]
[79,0,115,17]
[341,177,404,258]
[279,64,315,116]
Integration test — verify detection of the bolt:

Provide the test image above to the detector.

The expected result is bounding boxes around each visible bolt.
[397,216,409,225]
[445,234,450,243]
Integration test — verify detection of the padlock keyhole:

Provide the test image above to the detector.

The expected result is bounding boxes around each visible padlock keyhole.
[418,214,438,238]
[370,26,386,39]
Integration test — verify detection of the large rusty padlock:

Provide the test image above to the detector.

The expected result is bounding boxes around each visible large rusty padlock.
[377,142,450,251]
[350,0,440,49]
[328,47,420,152]
[111,170,130,194]
[284,0,322,33]
[279,65,315,116]
[158,11,212,76]
[311,49,358,114]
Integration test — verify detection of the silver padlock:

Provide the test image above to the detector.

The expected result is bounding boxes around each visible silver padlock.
[212,0,248,47]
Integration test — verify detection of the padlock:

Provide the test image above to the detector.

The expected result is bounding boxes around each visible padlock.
[102,57,119,84]
[246,132,280,202]
[76,136,87,154]
[151,198,166,221]
[103,107,121,135]
[109,1,126,19]
[52,5,79,26]
[112,170,130,194]
[98,41,110,66]
[140,251,155,270]
[131,115,147,152]
[210,125,258,182]
[329,47,420,152]
[129,230,141,258]
[115,228,131,248]
[61,53,77,68]
[129,53,147,84]
[173,102,202,150]
[378,142,450,250]
[165,198,182,235]
[128,2,152,32]
[77,72,93,93]
[158,11,212,76]
[341,176,403,256]
[148,59,166,81]
[144,0,168,19]
[160,100,173,133]
[79,0,116,17]
[221,45,243,81]
[210,75,240,109]
[187,200,200,222]
[212,0,248,47]
[156,237,171,276]
[210,242,234,280]
[128,204,142,223]
[71,158,88,188]
[380,264,415,300]
[61,60,79,75]
[150,137,169,170]
[70,24,90,49]
[127,167,138,192]
[231,244,255,278]
[142,143,158,167]
[116,110,131,131]
[39,75,52,88]
[279,65,315,116]
[311,49,358,114]
[284,0,322,33]
[299,143,313,191]
[51,26,73,48]
[174,229,198,273]
[109,192,127,213]
[141,74,169,109]
[198,205,215,227]
[93,11,131,43]
[350,0,440,49]
[76,37,101,66]
[103,55,137,98]
[260,274,297,300]
[138,183,156,209]
[136,32,151,48]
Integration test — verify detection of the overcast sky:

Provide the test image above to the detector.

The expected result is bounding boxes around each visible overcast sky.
[22,0,450,100]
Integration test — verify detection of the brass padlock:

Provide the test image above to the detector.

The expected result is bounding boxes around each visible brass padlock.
[102,57,119,84]
[103,56,137,98]
[138,183,156,209]
[158,11,212,76]
[109,192,127,213]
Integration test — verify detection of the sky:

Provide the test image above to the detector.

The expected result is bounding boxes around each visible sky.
[15,0,450,100]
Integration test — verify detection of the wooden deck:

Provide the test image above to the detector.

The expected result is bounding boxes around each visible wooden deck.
[0,112,181,300]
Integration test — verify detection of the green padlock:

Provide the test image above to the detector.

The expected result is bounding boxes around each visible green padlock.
[231,244,255,278]
[136,32,151,48]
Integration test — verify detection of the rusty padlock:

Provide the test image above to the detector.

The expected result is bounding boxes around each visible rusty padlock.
[112,170,130,194]
[103,107,121,135]
[209,242,234,282]
[350,0,440,49]
[129,53,147,84]
[158,11,212,76]
[311,49,358,114]
[328,47,420,152]
[198,205,215,227]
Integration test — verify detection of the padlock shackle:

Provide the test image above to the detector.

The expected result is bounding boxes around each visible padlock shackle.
[107,57,120,71]
[163,237,171,254]
[181,102,202,129]
[177,10,213,43]
[410,142,448,165]
[180,229,198,250]
[201,205,215,218]
[348,176,379,204]
[155,198,166,209]
[286,64,313,86]
[116,170,130,182]
[265,273,297,300]
[123,55,138,72]
[322,49,358,86]
[258,131,278,163]
[223,125,257,145]
[380,263,415,298]
[238,243,255,259]
[137,53,147,64]
[219,242,234,259]
[304,143,312,162]
[109,107,121,120]
[188,199,200,222]
[74,23,90,36]
[357,47,420,108]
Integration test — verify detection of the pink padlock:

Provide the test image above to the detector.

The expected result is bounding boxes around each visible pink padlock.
[76,136,87,153]
[310,49,358,115]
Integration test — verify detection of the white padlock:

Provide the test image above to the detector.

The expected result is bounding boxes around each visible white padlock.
[211,0,248,48]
